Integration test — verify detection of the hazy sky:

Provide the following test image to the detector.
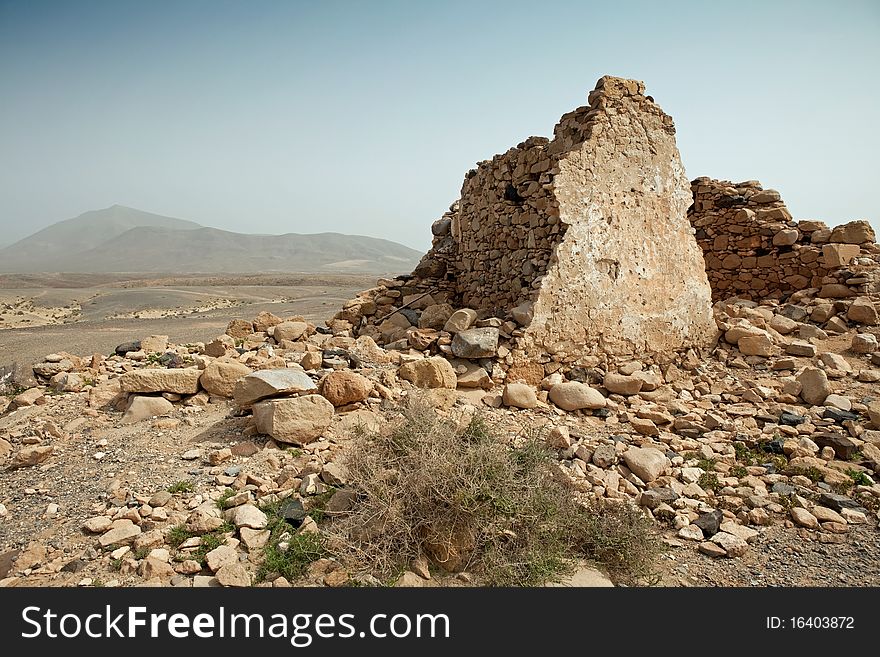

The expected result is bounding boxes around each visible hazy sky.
[1,0,878,252]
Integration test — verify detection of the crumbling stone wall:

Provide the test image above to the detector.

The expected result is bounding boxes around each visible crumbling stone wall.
[334,76,716,368]
[688,178,879,301]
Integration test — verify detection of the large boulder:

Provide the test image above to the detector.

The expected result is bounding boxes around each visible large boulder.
[398,357,457,389]
[502,383,538,409]
[252,395,334,445]
[548,382,606,411]
[319,371,373,406]
[199,360,253,398]
[119,368,202,395]
[418,303,455,330]
[122,396,175,424]
[273,321,309,342]
[233,369,317,406]
[797,367,832,406]
[622,447,669,483]
[451,328,499,359]
[829,220,875,245]
[443,308,478,333]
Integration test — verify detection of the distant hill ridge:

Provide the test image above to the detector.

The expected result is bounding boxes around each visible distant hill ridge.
[0,205,422,274]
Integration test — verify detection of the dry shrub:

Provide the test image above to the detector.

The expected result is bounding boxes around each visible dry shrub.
[326,396,661,586]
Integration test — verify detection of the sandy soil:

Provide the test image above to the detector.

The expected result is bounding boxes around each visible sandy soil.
[0,273,373,366]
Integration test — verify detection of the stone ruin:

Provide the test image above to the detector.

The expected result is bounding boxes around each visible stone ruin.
[332,75,880,385]
[334,76,716,376]
[688,178,879,302]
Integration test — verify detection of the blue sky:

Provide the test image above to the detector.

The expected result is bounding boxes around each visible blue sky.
[1,0,878,251]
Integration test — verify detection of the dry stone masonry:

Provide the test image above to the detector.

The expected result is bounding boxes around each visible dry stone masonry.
[335,76,715,373]
[689,178,880,302]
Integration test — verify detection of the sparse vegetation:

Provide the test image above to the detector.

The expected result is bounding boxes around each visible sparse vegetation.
[790,466,824,483]
[847,469,872,487]
[216,488,236,510]
[167,480,194,494]
[166,524,193,548]
[322,396,662,587]
[258,530,327,583]
[698,471,722,493]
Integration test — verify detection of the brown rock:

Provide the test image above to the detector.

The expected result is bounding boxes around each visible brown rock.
[252,311,283,332]
[548,381,606,411]
[502,383,538,409]
[9,445,53,469]
[226,319,254,339]
[418,303,454,330]
[273,321,309,342]
[847,298,878,325]
[320,371,372,406]
[119,368,202,395]
[443,308,478,333]
[398,357,457,389]
[199,360,253,398]
[822,243,861,268]
[121,396,174,424]
[252,395,334,445]
[796,367,831,406]
[829,220,875,244]
[603,372,643,395]
[233,368,317,406]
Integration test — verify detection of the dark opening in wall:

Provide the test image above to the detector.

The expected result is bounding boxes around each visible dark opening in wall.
[504,183,524,205]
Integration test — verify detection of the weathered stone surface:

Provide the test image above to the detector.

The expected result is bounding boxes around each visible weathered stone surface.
[546,563,614,587]
[790,507,819,529]
[140,335,169,353]
[852,333,878,354]
[738,334,774,357]
[822,243,860,267]
[710,532,748,557]
[99,520,141,548]
[239,527,271,552]
[50,371,84,392]
[120,368,202,395]
[454,363,491,389]
[199,360,253,398]
[847,298,878,325]
[621,447,669,483]
[398,357,457,389]
[548,381,606,411]
[443,308,478,333]
[216,563,250,587]
[89,379,123,409]
[121,396,174,424]
[140,556,175,581]
[233,369,316,406]
[83,517,113,533]
[253,311,283,333]
[797,367,831,406]
[9,445,53,469]
[502,383,538,409]
[252,395,334,445]
[273,321,309,342]
[451,328,499,359]
[205,334,235,357]
[603,372,643,395]
[231,504,268,530]
[510,302,535,327]
[786,341,817,357]
[205,545,238,573]
[12,388,45,407]
[418,303,454,330]
[319,371,372,406]
[829,220,875,244]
